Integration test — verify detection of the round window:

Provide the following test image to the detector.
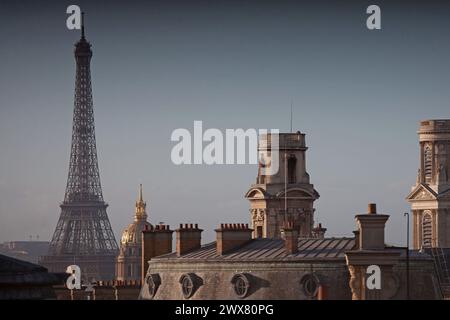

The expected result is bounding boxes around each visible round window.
[231,274,250,298]
[146,274,160,298]
[301,274,319,298]
[181,275,194,298]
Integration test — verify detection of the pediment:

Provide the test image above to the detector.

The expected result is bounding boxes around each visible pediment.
[406,184,437,201]
[245,187,267,199]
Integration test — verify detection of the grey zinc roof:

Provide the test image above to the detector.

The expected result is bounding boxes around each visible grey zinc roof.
[0,253,66,299]
[155,237,356,262]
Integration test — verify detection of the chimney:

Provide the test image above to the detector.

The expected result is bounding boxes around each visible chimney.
[318,284,328,300]
[312,223,327,239]
[176,223,203,256]
[355,203,389,250]
[215,223,253,255]
[141,224,173,283]
[281,221,298,254]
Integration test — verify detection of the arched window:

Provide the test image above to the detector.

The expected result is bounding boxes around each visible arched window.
[288,155,297,184]
[424,145,432,182]
[422,212,433,248]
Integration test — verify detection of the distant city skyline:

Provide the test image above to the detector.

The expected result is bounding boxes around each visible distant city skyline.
[1,0,450,246]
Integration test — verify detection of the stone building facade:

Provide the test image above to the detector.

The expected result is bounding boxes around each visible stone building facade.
[101,123,450,300]
[136,128,444,300]
[139,204,441,300]
[245,132,319,239]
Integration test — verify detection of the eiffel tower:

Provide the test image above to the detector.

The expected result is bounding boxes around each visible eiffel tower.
[40,14,118,282]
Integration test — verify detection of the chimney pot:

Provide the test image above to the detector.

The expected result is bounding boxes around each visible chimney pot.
[176,224,203,256]
[356,204,389,250]
[215,223,253,255]
[282,223,298,254]
[141,225,173,283]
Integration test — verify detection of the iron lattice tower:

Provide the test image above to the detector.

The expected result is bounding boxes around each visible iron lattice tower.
[40,15,118,282]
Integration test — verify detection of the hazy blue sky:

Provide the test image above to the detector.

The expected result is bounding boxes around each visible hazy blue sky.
[0,0,449,246]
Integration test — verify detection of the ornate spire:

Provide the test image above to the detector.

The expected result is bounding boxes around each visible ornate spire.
[139,184,143,202]
[81,12,85,40]
[135,184,148,221]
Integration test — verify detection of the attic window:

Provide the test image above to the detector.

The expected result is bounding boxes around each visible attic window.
[146,274,161,299]
[301,274,319,298]
[179,274,195,299]
[231,273,251,298]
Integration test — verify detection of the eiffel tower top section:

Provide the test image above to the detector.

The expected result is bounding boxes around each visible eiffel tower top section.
[74,13,92,58]
[64,13,103,204]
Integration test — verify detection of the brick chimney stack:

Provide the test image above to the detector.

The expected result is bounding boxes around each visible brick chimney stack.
[281,221,298,254]
[215,223,253,255]
[176,223,203,256]
[355,203,389,250]
[141,224,173,283]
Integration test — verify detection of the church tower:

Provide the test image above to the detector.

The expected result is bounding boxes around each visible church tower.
[245,132,320,239]
[407,120,450,249]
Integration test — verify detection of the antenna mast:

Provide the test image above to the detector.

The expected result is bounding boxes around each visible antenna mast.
[290,100,293,133]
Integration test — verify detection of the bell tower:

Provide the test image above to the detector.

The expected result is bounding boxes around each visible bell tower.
[245,131,320,239]
[407,120,450,249]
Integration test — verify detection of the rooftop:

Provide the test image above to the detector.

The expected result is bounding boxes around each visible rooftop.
[155,237,356,262]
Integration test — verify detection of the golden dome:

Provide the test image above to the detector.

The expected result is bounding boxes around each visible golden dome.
[120,220,152,245]
[120,184,153,246]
